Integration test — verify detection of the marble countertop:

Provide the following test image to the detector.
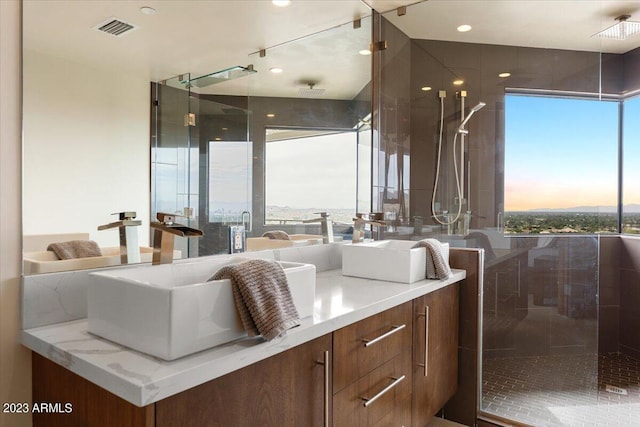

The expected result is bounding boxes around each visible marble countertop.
[22,268,465,407]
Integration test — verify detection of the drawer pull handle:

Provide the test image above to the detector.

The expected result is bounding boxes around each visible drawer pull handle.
[362,324,406,347]
[361,375,406,407]
[315,350,330,427]
[416,306,430,376]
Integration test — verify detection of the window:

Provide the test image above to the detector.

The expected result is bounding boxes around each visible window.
[208,140,252,223]
[264,128,359,224]
[623,96,640,234]
[504,94,619,234]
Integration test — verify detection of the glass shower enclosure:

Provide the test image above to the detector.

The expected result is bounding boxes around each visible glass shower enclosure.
[151,72,253,258]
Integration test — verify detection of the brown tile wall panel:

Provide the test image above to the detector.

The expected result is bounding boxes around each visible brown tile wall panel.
[624,47,640,93]
[620,237,640,270]
[599,305,621,354]
[620,237,640,356]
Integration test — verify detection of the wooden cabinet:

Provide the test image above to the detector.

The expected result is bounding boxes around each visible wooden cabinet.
[33,334,331,427]
[156,334,332,427]
[32,283,461,427]
[32,353,154,427]
[333,302,413,427]
[412,283,460,427]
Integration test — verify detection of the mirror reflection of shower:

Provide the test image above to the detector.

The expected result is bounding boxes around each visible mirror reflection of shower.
[431,91,485,232]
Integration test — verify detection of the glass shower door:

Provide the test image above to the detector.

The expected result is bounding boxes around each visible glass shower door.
[151,74,197,258]
[480,235,600,426]
[197,96,252,255]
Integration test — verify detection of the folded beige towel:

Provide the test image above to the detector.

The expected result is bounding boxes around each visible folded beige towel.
[47,240,102,260]
[262,230,290,240]
[210,259,300,340]
[413,238,452,280]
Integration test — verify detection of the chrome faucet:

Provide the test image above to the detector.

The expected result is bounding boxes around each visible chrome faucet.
[302,212,334,244]
[150,212,203,265]
[352,213,386,243]
[98,211,142,264]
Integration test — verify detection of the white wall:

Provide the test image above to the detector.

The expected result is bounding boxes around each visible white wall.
[23,49,150,248]
[0,1,31,426]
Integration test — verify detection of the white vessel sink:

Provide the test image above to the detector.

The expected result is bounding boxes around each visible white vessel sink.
[342,240,449,284]
[87,258,316,360]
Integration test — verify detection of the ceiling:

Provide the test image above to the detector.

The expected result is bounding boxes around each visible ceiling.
[23,0,640,99]
[23,1,385,81]
[383,0,640,55]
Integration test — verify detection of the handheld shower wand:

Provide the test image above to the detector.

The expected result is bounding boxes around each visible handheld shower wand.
[458,102,486,134]
[432,99,486,229]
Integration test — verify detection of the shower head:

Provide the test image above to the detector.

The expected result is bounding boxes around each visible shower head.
[458,102,486,133]
[470,101,486,113]
[593,15,640,40]
[189,65,257,88]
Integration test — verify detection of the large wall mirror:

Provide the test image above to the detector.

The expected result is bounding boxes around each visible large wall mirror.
[22,0,374,274]
[27,0,640,276]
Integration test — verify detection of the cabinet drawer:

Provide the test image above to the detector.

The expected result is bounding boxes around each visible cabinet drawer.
[333,353,412,427]
[333,302,412,393]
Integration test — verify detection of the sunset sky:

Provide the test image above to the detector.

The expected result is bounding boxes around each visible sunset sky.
[504,94,631,212]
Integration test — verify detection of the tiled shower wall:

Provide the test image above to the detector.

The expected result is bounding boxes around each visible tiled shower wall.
[620,236,640,358]
[594,236,640,358]
[407,39,621,230]
[599,236,621,354]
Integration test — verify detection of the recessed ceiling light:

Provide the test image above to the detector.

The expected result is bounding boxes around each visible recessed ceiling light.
[270,67,283,74]
[453,79,464,86]
[457,24,472,33]
[221,127,228,131]
[421,86,432,91]
[272,0,291,6]
[498,72,511,78]
[140,6,156,15]
[359,49,372,56]
[266,113,276,118]
[214,137,222,141]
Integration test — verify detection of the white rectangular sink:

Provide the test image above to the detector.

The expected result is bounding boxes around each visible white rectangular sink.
[87,258,316,360]
[342,240,449,284]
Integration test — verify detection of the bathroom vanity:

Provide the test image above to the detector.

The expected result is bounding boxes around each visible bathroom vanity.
[22,248,465,427]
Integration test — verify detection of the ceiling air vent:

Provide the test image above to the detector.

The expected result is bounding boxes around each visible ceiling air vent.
[94,17,138,37]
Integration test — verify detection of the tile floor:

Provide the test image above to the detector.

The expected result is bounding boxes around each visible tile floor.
[482,352,640,426]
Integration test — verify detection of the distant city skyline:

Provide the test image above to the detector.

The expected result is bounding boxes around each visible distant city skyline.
[508,203,640,213]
